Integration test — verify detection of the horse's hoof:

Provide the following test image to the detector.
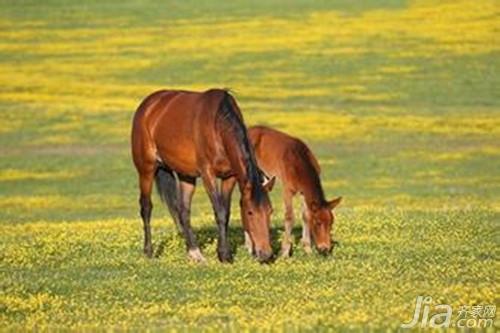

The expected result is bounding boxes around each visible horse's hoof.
[188,248,207,263]
[144,247,153,258]
[217,250,233,263]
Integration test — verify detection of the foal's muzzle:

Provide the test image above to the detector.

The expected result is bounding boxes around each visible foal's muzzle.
[317,246,333,257]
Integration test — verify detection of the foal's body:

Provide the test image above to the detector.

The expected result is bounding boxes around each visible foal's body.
[248,126,341,256]
[131,89,274,263]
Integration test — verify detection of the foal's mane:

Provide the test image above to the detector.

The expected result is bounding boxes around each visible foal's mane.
[297,142,327,205]
[216,91,266,203]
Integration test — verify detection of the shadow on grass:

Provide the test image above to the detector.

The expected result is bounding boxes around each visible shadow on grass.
[153,221,325,259]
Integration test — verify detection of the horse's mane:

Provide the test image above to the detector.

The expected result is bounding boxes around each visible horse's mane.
[216,91,266,204]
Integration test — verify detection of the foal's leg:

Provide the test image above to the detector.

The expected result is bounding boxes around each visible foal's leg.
[177,175,205,263]
[281,189,295,257]
[244,231,253,255]
[202,172,234,263]
[301,197,313,254]
[138,167,155,258]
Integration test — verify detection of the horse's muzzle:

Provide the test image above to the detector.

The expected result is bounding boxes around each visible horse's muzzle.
[256,250,274,263]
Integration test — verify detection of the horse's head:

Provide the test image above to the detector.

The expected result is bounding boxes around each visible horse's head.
[240,176,276,263]
[309,196,342,256]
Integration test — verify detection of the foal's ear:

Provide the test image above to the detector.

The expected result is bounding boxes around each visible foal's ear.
[327,196,343,210]
[262,176,276,192]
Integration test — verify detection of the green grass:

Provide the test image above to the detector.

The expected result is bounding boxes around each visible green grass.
[0,0,498,331]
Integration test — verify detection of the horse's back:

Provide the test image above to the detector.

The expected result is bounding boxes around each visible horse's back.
[132,89,229,176]
[132,90,177,169]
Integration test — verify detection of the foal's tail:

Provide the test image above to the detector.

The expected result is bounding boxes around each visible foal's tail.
[155,166,180,228]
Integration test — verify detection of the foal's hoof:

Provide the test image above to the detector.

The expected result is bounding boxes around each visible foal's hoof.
[303,245,313,255]
[280,244,293,258]
[246,246,254,256]
[188,248,207,263]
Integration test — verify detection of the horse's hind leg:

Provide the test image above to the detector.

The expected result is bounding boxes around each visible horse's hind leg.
[281,189,295,258]
[138,167,155,258]
[132,117,157,258]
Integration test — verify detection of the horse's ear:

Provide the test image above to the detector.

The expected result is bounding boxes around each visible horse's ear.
[262,176,276,192]
[327,196,342,210]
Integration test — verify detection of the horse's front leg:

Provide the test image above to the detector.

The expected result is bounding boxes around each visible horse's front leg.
[202,172,235,263]
[177,175,206,263]
[219,176,237,260]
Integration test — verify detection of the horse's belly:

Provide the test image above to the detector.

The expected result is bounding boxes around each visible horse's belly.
[156,141,199,176]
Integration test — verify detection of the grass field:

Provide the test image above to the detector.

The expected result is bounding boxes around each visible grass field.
[1,0,498,331]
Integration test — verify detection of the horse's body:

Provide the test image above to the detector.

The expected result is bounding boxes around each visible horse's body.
[131,89,274,263]
[248,126,342,256]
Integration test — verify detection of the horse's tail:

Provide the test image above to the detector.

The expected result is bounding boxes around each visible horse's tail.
[155,166,180,228]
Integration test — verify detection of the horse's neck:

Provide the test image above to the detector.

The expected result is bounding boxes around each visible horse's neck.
[220,122,260,188]
[215,94,262,191]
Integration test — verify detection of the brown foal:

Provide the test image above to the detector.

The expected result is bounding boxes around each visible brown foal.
[248,126,342,257]
[131,89,275,263]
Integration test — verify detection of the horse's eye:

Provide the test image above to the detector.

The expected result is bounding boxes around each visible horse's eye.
[248,211,253,216]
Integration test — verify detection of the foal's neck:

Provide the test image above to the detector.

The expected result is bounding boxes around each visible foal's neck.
[298,164,325,209]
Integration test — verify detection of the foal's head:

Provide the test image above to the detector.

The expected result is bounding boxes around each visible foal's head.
[309,197,342,255]
[240,177,276,263]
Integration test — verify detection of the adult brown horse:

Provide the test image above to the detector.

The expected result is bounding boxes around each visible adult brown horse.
[131,89,275,263]
[247,126,342,257]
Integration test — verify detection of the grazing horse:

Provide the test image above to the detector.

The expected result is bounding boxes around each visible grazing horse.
[247,126,342,257]
[131,89,275,263]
